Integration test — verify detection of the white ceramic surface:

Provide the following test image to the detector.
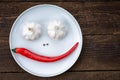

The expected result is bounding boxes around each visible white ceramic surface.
[9,4,83,77]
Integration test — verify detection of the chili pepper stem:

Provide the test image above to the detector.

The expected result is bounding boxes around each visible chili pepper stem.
[12,48,16,53]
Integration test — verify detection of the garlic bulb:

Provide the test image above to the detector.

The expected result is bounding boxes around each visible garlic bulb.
[47,20,67,40]
[22,22,41,40]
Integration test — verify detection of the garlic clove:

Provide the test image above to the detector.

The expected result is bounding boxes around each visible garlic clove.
[47,20,67,40]
[22,22,41,40]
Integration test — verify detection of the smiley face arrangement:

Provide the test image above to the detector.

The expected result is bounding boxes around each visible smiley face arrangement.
[12,21,79,62]
[9,4,82,77]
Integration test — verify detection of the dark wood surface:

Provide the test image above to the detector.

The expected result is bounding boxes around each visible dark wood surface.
[0,1,120,80]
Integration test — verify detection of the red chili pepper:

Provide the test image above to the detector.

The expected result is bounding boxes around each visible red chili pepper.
[12,42,79,62]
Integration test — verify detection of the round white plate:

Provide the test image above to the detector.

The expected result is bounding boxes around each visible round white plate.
[9,4,83,77]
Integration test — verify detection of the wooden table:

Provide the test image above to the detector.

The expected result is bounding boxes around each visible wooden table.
[0,1,120,80]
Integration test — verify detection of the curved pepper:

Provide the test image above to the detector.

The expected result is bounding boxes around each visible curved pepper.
[12,42,79,62]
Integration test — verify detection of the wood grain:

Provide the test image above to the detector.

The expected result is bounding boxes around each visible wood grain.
[0,0,119,2]
[0,35,119,72]
[0,71,120,80]
[0,2,120,37]
[0,1,120,79]
[0,2,120,17]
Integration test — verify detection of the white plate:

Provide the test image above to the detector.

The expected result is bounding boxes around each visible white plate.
[9,4,83,77]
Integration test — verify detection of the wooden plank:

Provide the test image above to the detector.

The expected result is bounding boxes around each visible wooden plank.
[0,16,120,36]
[0,2,120,17]
[0,0,83,2]
[0,2,120,36]
[0,0,119,2]
[0,35,119,72]
[0,71,120,80]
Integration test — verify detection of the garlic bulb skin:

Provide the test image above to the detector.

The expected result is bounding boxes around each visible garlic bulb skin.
[22,22,41,40]
[47,20,67,40]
